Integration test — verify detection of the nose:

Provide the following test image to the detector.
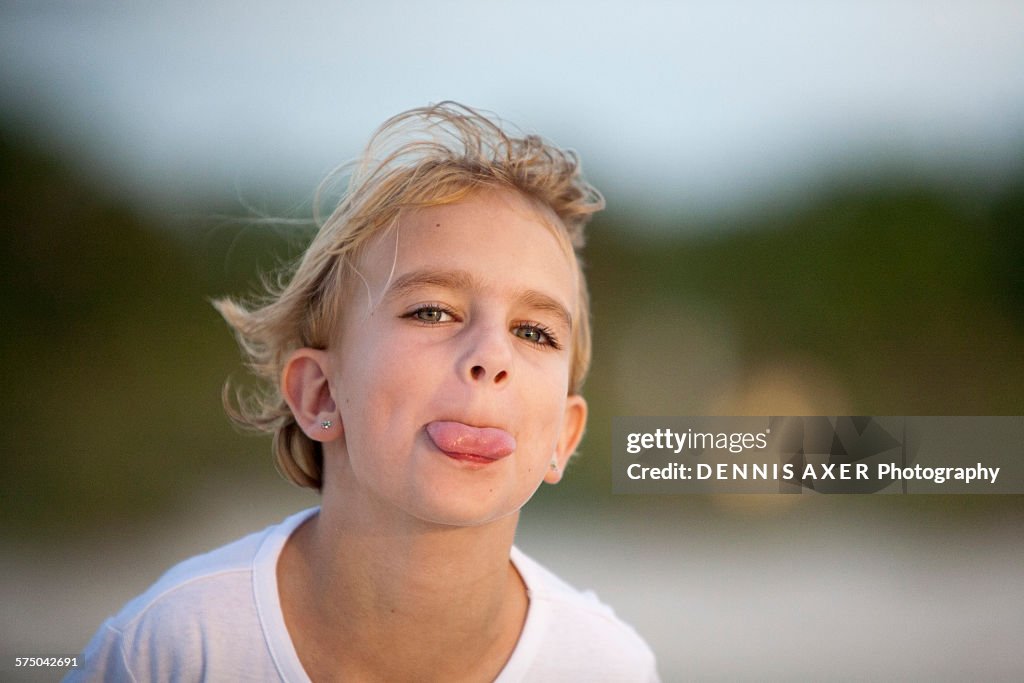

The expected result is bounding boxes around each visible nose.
[469,363,507,383]
[460,318,512,386]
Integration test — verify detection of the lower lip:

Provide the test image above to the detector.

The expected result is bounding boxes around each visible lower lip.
[438,450,500,465]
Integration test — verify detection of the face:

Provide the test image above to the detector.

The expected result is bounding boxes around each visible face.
[323,189,586,528]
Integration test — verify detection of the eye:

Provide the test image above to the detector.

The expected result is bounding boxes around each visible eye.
[403,305,456,324]
[513,323,561,350]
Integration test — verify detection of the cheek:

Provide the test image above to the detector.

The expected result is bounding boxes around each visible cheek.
[336,328,437,424]
[524,353,573,402]
[520,379,569,445]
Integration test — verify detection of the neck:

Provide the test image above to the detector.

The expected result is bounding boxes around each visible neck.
[313,489,522,623]
[278,468,528,682]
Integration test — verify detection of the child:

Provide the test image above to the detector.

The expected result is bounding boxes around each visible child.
[70,102,659,682]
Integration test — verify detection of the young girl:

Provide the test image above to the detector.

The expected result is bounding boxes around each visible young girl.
[70,102,659,682]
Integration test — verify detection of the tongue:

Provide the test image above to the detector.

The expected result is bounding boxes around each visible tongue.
[426,421,516,459]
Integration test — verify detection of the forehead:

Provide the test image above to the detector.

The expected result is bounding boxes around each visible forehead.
[358,189,579,303]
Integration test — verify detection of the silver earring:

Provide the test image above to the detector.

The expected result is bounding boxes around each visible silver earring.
[549,457,559,472]
[320,420,333,430]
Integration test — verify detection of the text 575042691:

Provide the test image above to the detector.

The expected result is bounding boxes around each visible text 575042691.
[15,656,79,668]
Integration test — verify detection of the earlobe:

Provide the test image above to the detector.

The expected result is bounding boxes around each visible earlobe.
[280,349,341,441]
[545,394,587,484]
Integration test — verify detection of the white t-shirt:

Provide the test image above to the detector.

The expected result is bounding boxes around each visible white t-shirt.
[68,508,659,682]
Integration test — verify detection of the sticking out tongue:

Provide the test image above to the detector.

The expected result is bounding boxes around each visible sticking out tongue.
[426,421,516,459]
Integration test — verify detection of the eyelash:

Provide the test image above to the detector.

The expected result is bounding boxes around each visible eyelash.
[403,303,457,325]
[514,322,561,350]
[401,305,562,350]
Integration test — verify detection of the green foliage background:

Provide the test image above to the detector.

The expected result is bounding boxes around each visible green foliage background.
[2,127,1022,539]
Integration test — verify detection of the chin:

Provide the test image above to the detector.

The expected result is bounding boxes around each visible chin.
[405,492,527,530]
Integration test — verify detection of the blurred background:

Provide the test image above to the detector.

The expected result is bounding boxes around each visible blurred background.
[2,1,1023,680]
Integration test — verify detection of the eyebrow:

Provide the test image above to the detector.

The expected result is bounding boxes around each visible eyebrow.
[385,268,574,332]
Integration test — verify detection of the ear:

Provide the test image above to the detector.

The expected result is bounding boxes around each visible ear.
[280,348,341,442]
[544,394,588,484]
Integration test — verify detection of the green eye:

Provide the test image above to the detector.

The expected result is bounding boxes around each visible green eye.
[414,307,446,322]
[514,324,559,349]
[516,327,544,342]
[405,305,456,324]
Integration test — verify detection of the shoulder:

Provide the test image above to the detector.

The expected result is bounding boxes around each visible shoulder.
[110,522,271,632]
[68,508,317,682]
[509,547,659,682]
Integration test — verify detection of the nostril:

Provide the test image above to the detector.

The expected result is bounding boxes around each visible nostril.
[471,365,485,380]
[493,369,508,384]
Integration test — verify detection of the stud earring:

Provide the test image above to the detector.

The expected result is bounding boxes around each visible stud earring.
[320,420,333,430]
[549,457,559,472]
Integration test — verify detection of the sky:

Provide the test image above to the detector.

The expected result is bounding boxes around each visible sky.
[2,0,1023,223]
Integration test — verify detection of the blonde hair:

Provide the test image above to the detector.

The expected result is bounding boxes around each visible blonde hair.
[214,101,604,489]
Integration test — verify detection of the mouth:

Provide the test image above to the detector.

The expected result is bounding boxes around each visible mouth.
[426,420,516,464]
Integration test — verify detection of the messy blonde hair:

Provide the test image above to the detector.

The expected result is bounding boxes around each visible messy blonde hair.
[214,101,604,490]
